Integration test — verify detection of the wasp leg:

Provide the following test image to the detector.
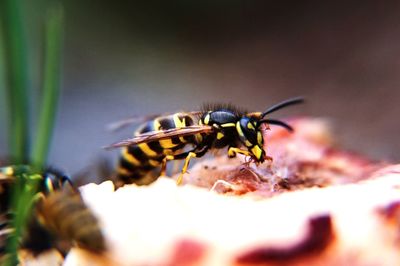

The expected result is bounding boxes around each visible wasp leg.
[176,152,197,185]
[169,146,210,185]
[160,155,174,176]
[228,147,252,158]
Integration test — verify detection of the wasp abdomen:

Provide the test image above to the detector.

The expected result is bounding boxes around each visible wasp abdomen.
[117,113,198,185]
[37,190,105,253]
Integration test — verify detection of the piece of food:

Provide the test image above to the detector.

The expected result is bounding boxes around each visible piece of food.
[24,118,400,265]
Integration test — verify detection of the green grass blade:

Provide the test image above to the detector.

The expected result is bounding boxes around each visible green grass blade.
[0,0,30,164]
[4,172,41,266]
[31,4,64,168]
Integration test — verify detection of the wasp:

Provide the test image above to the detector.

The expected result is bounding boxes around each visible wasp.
[0,165,105,257]
[106,97,304,186]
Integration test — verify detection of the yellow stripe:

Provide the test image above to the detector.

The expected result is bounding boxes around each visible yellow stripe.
[122,148,141,165]
[149,159,160,167]
[221,123,235,128]
[236,122,244,137]
[173,114,188,143]
[117,167,132,175]
[204,113,211,125]
[247,123,255,130]
[159,138,178,148]
[138,143,158,157]
[179,117,187,142]
[251,146,263,160]
[173,114,185,128]
[257,132,263,145]
[153,119,161,130]
[236,121,252,146]
[195,133,203,143]
[162,149,173,155]
[217,132,224,140]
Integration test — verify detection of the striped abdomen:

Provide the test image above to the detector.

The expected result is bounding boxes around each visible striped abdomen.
[117,113,201,185]
[36,190,105,253]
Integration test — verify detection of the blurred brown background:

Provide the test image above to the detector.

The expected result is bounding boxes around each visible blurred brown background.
[1,1,399,175]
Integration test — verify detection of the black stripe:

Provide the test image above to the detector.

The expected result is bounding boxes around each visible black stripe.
[182,114,195,126]
[118,173,140,182]
[120,157,151,172]
[120,155,162,172]
[137,121,155,134]
[159,117,176,130]
[183,135,196,143]
[127,146,151,162]
[147,140,164,153]
[171,136,184,145]
[119,157,136,172]
[118,168,149,182]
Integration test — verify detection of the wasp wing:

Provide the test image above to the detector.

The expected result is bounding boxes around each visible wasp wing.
[106,114,164,132]
[106,111,203,132]
[104,125,213,150]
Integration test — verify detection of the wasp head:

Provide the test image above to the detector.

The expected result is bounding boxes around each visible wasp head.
[238,97,304,162]
[237,117,266,163]
[42,168,73,195]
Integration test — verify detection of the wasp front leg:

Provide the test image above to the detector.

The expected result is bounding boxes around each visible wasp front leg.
[227,147,252,158]
[228,147,273,163]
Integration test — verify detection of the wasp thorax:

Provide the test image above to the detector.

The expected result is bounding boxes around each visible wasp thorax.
[202,110,237,126]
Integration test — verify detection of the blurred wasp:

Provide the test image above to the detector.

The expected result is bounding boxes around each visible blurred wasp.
[0,165,105,258]
[105,97,304,186]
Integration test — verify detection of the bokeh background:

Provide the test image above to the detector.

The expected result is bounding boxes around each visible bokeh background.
[1,1,399,177]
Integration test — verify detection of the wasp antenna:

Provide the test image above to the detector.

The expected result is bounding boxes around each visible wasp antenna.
[262,97,304,118]
[258,119,294,132]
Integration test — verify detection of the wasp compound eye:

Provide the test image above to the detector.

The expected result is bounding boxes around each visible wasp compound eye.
[237,117,258,147]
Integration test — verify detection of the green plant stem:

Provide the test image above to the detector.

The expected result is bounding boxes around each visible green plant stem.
[31,5,64,169]
[4,173,41,266]
[0,0,30,164]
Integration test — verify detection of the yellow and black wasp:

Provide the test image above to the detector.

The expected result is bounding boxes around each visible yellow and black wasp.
[0,165,105,258]
[106,97,304,186]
